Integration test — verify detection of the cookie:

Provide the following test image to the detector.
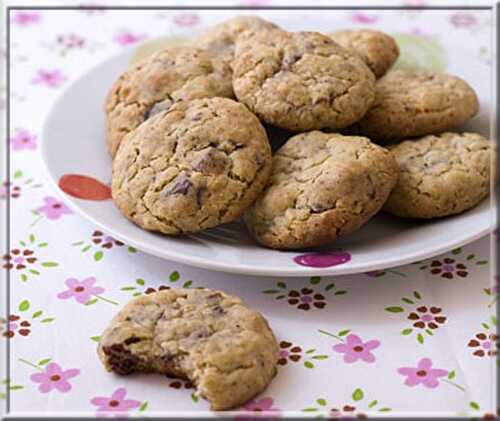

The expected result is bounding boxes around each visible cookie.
[329,29,399,78]
[351,70,479,142]
[232,30,376,132]
[105,47,233,157]
[384,132,492,219]
[97,288,279,410]
[244,131,399,249]
[112,97,272,235]
[193,15,279,66]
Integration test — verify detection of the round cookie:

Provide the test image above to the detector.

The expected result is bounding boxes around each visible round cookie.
[232,30,376,132]
[244,131,399,249]
[193,15,279,66]
[112,97,272,235]
[105,47,233,157]
[329,29,399,78]
[384,132,492,219]
[351,70,479,142]
[97,288,279,410]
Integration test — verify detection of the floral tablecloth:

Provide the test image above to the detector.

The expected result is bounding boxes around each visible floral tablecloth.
[2,2,497,418]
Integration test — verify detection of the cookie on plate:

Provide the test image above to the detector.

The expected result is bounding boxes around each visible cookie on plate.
[97,288,279,410]
[105,47,233,157]
[244,131,399,249]
[384,132,492,219]
[112,97,272,235]
[329,29,399,78]
[351,70,479,142]
[193,15,279,66]
[232,30,375,132]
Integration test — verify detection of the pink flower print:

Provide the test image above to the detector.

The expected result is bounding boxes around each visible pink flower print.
[10,130,37,151]
[30,362,80,393]
[333,334,380,363]
[398,358,448,388]
[350,12,378,24]
[237,397,281,419]
[57,277,105,304]
[36,196,72,220]
[91,387,141,416]
[450,12,478,28]
[173,13,199,27]
[11,11,41,26]
[32,69,66,88]
[113,31,146,46]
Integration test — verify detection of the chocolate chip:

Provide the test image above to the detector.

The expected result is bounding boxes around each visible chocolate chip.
[102,344,139,375]
[212,305,226,316]
[165,176,192,196]
[283,53,302,69]
[124,337,141,345]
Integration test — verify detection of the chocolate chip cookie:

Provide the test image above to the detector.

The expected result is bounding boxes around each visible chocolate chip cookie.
[329,29,399,78]
[244,131,399,249]
[105,47,233,157]
[384,132,492,219]
[232,30,376,132]
[112,97,272,235]
[193,15,279,66]
[351,70,479,142]
[97,288,279,410]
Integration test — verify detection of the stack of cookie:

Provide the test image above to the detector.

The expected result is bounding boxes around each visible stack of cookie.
[106,16,493,250]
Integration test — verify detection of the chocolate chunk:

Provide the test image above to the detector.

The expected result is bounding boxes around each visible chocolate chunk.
[124,337,141,345]
[102,344,139,375]
[165,176,192,196]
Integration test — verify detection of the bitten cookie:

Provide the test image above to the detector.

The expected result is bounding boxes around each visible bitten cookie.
[112,97,272,235]
[97,288,279,410]
[384,132,492,219]
[193,15,279,66]
[329,29,399,78]
[351,70,479,142]
[244,131,399,249]
[105,47,233,157]
[232,30,375,132]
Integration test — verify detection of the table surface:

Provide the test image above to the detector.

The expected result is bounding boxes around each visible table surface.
[3,3,497,418]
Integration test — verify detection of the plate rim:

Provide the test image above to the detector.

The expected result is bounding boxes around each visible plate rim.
[40,47,495,277]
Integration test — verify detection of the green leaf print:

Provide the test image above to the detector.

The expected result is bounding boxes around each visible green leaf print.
[169,271,180,282]
[352,388,364,402]
[310,276,321,285]
[18,300,30,312]
[32,310,42,319]
[316,399,327,406]
[37,358,51,366]
[304,361,314,369]
[90,336,101,342]
[93,251,103,262]
[470,401,480,410]
[338,329,350,337]
[385,306,404,313]
[448,370,456,380]
[417,333,424,344]
[413,291,422,300]
[41,261,58,267]
[139,401,148,411]
[401,328,413,335]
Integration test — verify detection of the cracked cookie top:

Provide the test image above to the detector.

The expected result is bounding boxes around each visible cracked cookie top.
[111,97,272,235]
[232,30,376,132]
[329,29,399,78]
[244,131,398,249]
[105,46,234,157]
[97,288,279,410]
[384,132,492,219]
[193,15,279,66]
[350,70,479,142]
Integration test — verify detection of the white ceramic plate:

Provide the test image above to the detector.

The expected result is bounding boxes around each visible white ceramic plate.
[41,47,494,277]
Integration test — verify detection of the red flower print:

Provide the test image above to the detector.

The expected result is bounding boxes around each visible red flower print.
[10,129,37,151]
[32,69,66,88]
[278,341,302,365]
[287,288,326,310]
[11,11,41,26]
[90,387,141,416]
[398,358,448,388]
[468,333,499,357]
[2,249,37,270]
[429,258,468,278]
[0,182,21,199]
[408,306,446,330]
[92,230,123,249]
[57,277,105,305]
[30,362,80,393]
[450,12,478,28]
